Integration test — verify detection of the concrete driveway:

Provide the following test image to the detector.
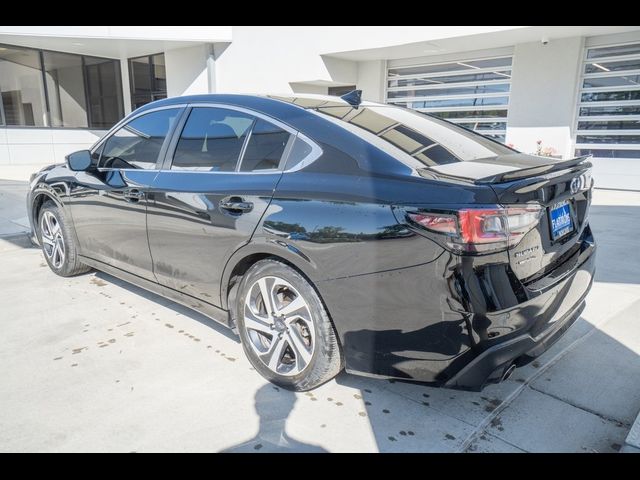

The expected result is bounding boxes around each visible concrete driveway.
[1,182,639,452]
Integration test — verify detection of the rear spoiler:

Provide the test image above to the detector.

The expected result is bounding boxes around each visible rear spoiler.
[419,155,592,185]
[475,155,592,184]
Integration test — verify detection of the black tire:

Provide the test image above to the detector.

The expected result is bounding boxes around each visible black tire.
[37,200,91,277]
[236,259,343,391]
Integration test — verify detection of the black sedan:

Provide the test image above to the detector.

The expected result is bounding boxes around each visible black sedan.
[27,92,596,391]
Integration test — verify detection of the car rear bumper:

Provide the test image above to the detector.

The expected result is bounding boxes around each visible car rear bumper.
[444,292,587,390]
[319,224,596,390]
[445,230,596,390]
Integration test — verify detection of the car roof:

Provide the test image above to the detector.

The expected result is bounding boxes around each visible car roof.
[135,93,384,115]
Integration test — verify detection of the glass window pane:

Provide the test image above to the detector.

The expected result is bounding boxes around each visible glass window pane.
[100,108,181,169]
[129,53,166,110]
[396,96,510,109]
[581,90,640,102]
[42,51,88,128]
[172,107,253,171]
[583,75,640,88]
[576,148,640,159]
[578,120,640,130]
[0,45,47,126]
[587,43,640,59]
[577,134,640,144]
[388,83,510,99]
[315,105,513,165]
[285,136,313,170]
[240,119,290,171]
[388,57,511,77]
[389,71,512,88]
[417,144,459,165]
[579,105,640,116]
[585,58,640,74]
[457,121,507,131]
[151,54,166,92]
[429,109,508,120]
[84,57,123,128]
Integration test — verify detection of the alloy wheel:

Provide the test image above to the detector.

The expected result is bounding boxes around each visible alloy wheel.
[243,276,315,376]
[41,211,65,269]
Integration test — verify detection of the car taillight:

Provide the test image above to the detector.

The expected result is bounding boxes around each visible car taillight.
[405,205,542,253]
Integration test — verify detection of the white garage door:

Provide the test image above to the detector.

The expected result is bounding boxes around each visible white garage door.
[386,56,512,143]
[575,42,640,191]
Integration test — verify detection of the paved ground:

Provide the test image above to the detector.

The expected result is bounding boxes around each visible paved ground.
[0,179,30,236]
[1,179,639,452]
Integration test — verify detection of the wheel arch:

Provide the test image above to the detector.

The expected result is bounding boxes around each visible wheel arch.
[31,191,63,234]
[30,188,78,248]
[220,241,334,333]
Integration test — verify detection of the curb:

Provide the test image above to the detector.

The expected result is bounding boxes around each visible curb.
[623,410,640,453]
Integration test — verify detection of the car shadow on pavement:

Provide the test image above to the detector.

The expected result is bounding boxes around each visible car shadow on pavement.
[220,384,328,452]
[0,233,36,250]
[331,311,640,453]
[92,270,240,343]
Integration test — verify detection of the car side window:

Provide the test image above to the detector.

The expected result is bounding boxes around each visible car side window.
[99,108,181,169]
[239,119,291,172]
[172,107,254,172]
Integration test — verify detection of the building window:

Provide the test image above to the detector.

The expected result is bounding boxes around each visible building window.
[385,56,513,143]
[575,42,640,161]
[129,53,167,110]
[328,85,357,96]
[85,56,124,129]
[0,43,124,129]
[0,45,48,126]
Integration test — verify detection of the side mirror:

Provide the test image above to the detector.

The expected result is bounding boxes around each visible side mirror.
[66,150,93,172]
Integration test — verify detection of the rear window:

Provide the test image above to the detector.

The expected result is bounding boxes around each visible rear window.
[314,105,514,166]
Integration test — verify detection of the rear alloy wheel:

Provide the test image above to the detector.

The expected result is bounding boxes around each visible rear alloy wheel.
[236,259,342,391]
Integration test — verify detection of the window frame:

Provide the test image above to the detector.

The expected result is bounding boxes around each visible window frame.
[91,104,188,171]
[161,104,319,174]
[0,42,124,130]
[128,52,167,111]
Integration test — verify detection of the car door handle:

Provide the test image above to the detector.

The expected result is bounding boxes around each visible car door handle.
[124,189,145,202]
[219,197,254,214]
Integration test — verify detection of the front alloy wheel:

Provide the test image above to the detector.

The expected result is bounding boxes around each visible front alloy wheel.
[37,200,91,277]
[40,211,65,269]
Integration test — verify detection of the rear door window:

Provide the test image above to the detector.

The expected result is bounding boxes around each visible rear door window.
[171,107,254,171]
[239,119,291,172]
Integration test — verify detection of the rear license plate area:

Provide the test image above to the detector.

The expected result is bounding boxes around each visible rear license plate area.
[549,200,574,240]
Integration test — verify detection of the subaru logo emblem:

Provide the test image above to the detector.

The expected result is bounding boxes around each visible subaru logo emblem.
[569,172,592,194]
[570,177,581,194]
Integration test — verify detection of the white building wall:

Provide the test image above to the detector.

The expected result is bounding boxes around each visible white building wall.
[164,44,212,97]
[356,60,386,102]
[0,128,105,179]
[506,37,584,158]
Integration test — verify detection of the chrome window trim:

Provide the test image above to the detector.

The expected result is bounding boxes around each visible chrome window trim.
[159,102,322,175]
[96,102,323,175]
[90,104,188,156]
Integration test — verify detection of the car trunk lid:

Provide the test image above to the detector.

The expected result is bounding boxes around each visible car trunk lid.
[423,153,593,282]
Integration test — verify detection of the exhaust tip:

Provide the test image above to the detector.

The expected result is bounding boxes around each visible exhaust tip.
[501,363,517,382]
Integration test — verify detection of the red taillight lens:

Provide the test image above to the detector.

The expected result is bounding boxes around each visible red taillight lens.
[406,205,542,253]
[407,213,458,236]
